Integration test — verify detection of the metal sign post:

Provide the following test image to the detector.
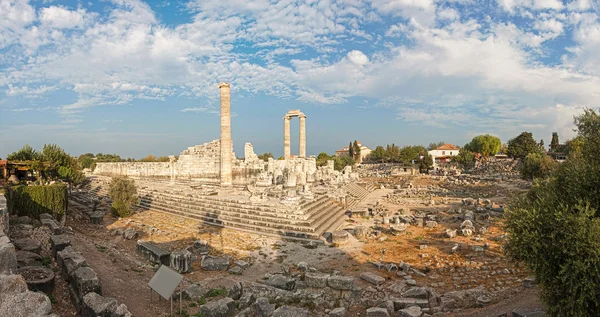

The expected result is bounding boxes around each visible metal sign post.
[148,265,184,316]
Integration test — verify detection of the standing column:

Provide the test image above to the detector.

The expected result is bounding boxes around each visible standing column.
[299,115,306,158]
[283,116,291,160]
[218,82,232,187]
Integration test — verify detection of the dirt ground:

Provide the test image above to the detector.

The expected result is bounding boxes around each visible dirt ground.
[62,174,544,316]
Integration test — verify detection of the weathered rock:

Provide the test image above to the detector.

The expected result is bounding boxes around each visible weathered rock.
[441,286,486,309]
[201,255,230,271]
[0,289,52,316]
[476,295,492,306]
[181,284,209,300]
[13,238,41,254]
[0,196,9,235]
[235,260,250,269]
[71,267,102,306]
[199,297,236,317]
[264,275,295,291]
[304,272,329,288]
[393,298,429,310]
[461,229,473,237]
[354,226,367,238]
[122,228,137,240]
[397,305,422,317]
[327,275,354,290]
[0,240,18,274]
[331,231,350,245]
[360,272,386,285]
[136,241,170,265]
[82,292,118,317]
[404,287,428,299]
[0,273,28,301]
[39,213,53,221]
[254,297,275,317]
[399,261,410,272]
[272,306,309,317]
[238,293,256,309]
[296,261,308,272]
[41,218,62,235]
[366,307,390,317]
[50,235,71,258]
[329,307,346,317]
[461,220,474,229]
[169,249,192,273]
[57,247,88,281]
[425,221,437,228]
[228,266,243,275]
[445,229,457,238]
[113,303,133,317]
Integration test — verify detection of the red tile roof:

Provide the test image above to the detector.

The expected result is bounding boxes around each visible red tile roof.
[435,144,459,151]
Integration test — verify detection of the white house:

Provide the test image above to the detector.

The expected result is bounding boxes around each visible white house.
[335,142,372,163]
[428,144,460,166]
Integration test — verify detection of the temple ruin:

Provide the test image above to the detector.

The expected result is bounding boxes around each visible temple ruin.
[93,82,365,241]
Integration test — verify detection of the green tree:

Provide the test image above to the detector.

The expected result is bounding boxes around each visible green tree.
[348,142,354,160]
[505,109,600,317]
[506,132,541,159]
[453,148,476,169]
[385,144,401,163]
[78,153,96,169]
[316,152,331,167]
[257,153,274,161]
[109,176,139,218]
[399,145,426,165]
[519,152,557,180]
[467,134,502,159]
[427,141,445,151]
[139,155,158,162]
[333,155,354,171]
[419,154,433,173]
[368,146,385,162]
[563,136,584,155]
[353,140,361,161]
[7,144,39,161]
[550,132,560,151]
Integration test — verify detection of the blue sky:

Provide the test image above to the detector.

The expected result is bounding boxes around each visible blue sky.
[1,0,599,159]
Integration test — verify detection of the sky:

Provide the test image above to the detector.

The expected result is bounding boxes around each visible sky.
[0,0,599,159]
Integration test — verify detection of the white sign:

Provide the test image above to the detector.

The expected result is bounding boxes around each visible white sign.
[148,265,183,300]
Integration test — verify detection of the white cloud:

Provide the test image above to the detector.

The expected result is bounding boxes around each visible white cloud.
[347,50,369,65]
[498,0,564,12]
[39,6,87,29]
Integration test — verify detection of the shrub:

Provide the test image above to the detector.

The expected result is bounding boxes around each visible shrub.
[6,184,68,219]
[108,176,138,218]
[505,109,600,317]
[519,152,557,180]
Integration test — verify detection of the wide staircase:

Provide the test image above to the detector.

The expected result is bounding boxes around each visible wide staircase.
[137,188,348,241]
[343,183,374,208]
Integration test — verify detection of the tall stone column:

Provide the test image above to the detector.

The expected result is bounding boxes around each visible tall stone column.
[283,116,291,160]
[299,115,306,158]
[218,82,232,187]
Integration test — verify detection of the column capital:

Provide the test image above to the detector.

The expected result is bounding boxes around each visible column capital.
[218,82,230,89]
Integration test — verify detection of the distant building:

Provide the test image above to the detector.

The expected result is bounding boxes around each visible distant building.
[335,142,372,162]
[428,144,460,166]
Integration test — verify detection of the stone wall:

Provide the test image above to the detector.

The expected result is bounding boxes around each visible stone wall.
[0,196,8,236]
[94,139,357,186]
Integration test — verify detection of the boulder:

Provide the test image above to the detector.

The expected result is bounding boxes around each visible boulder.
[234,260,250,269]
[71,267,102,307]
[16,250,43,267]
[199,297,236,317]
[264,275,295,291]
[360,272,386,286]
[393,298,429,310]
[228,266,243,275]
[327,275,354,290]
[304,272,329,288]
[329,307,346,317]
[181,284,209,300]
[201,255,230,271]
[122,228,138,240]
[254,297,275,317]
[0,240,18,274]
[57,247,88,281]
[461,229,473,237]
[0,289,52,316]
[425,221,438,228]
[296,261,308,272]
[399,261,410,272]
[238,293,256,309]
[397,305,422,317]
[39,213,53,221]
[41,218,62,235]
[404,287,428,299]
[366,307,390,317]
[113,304,133,317]
[272,306,309,317]
[13,238,41,254]
[445,229,457,238]
[82,292,118,317]
[50,235,71,258]
[0,274,28,301]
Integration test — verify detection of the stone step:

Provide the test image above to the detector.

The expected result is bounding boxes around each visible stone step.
[137,202,323,241]
[139,200,318,233]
